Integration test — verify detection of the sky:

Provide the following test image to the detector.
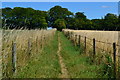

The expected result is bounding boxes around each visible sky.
[1,0,120,2]
[2,2,119,19]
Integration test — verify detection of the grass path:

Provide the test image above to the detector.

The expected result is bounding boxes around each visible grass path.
[14,31,101,78]
[59,32,100,78]
[57,33,69,78]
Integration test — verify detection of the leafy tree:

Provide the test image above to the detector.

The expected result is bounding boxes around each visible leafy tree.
[2,7,48,29]
[54,19,66,31]
[71,12,88,30]
[104,13,117,20]
[48,6,73,27]
[2,6,120,31]
[84,19,93,30]
[91,19,103,30]
[65,17,75,29]
[91,13,119,31]
[74,18,84,30]
[118,15,120,30]
[75,12,87,20]
[104,13,118,30]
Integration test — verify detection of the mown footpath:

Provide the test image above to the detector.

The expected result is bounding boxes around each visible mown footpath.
[59,32,101,78]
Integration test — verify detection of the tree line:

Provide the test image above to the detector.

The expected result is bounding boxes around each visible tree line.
[1,6,120,31]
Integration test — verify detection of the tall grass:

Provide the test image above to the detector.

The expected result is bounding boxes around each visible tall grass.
[2,29,56,78]
[15,31,61,78]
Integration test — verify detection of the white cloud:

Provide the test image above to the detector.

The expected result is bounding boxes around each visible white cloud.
[101,6,110,8]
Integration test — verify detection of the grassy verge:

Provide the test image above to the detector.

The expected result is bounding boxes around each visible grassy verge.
[59,32,101,78]
[2,30,56,78]
[15,31,61,78]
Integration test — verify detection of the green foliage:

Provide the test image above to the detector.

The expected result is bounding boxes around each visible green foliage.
[94,54,115,78]
[92,13,119,31]
[75,12,86,20]
[48,5,73,27]
[54,19,66,31]
[66,12,93,30]
[85,51,116,78]
[2,7,48,29]
[2,6,120,30]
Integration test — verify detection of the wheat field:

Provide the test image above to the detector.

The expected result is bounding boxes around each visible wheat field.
[63,29,120,66]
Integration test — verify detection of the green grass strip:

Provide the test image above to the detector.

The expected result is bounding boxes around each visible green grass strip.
[59,32,100,78]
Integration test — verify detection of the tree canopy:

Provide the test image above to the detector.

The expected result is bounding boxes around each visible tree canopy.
[48,6,73,28]
[2,7,48,29]
[54,19,66,31]
[1,6,120,31]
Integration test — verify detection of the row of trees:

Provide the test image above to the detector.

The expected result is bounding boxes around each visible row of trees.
[2,7,48,29]
[1,6,120,31]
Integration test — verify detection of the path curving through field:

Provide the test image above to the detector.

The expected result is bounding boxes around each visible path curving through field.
[57,33,70,78]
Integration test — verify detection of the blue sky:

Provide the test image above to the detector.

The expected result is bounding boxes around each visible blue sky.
[2,0,120,2]
[2,2,118,19]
